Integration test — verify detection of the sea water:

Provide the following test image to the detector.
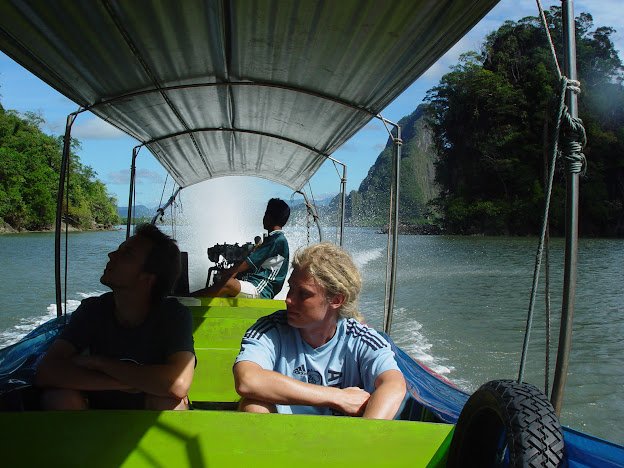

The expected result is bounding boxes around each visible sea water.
[0,224,622,445]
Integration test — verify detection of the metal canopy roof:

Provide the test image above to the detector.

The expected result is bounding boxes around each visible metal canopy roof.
[0,0,499,191]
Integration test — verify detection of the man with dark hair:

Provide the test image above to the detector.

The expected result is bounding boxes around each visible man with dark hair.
[192,198,290,299]
[36,224,195,410]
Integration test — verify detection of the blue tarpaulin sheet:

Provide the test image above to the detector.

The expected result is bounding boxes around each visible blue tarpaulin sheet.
[389,336,624,467]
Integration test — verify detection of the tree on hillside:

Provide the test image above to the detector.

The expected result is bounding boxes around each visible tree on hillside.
[0,105,120,230]
[426,8,624,236]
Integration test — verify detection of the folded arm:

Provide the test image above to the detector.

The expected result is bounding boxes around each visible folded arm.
[73,351,195,399]
[35,339,131,392]
[362,369,406,419]
[234,361,370,416]
[36,339,195,399]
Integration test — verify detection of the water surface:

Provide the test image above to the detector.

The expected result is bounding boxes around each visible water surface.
[0,228,622,443]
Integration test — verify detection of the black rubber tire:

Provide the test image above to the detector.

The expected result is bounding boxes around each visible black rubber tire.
[447,379,564,467]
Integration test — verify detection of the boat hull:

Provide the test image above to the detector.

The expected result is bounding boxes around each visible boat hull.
[0,297,622,466]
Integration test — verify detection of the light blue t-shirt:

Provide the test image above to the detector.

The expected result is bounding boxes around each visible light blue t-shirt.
[234,310,401,415]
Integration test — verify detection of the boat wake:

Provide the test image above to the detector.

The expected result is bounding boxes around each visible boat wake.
[46,290,106,315]
[390,308,470,390]
[351,247,383,270]
[0,291,104,348]
[0,310,59,348]
[392,313,453,375]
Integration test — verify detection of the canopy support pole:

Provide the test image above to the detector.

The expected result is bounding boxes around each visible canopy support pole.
[151,187,182,225]
[551,0,580,416]
[295,190,323,242]
[338,164,347,247]
[327,156,347,246]
[54,111,80,318]
[382,119,402,335]
[126,147,140,239]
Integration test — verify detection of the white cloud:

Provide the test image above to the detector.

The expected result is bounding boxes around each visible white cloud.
[337,142,360,152]
[73,116,126,140]
[107,168,164,185]
[363,122,384,132]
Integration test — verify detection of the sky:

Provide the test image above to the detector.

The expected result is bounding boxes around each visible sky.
[1,0,622,209]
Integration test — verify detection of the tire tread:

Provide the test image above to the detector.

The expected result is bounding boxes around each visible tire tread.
[448,379,564,467]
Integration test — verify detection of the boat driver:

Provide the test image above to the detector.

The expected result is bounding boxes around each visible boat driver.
[233,243,406,418]
[192,198,290,299]
[35,224,195,410]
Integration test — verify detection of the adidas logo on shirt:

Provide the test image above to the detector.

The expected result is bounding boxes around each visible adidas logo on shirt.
[293,365,306,375]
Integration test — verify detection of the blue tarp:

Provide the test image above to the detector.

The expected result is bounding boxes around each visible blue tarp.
[391,339,469,423]
[0,318,62,393]
[389,336,624,467]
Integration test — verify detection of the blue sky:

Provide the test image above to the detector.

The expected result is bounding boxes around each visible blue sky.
[1,0,622,208]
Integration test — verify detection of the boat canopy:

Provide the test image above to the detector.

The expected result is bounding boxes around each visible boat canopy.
[0,0,498,191]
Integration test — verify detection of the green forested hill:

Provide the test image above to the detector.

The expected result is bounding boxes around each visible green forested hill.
[328,105,439,228]
[0,103,119,231]
[328,8,623,237]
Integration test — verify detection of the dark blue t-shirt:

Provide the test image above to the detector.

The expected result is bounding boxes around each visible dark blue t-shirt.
[60,292,195,365]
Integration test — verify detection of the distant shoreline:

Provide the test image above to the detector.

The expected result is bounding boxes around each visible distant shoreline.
[377,223,444,235]
[0,223,120,235]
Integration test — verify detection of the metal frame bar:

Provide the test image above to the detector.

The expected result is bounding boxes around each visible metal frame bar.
[125,146,140,239]
[54,110,82,318]
[327,156,347,246]
[381,118,402,335]
[151,187,182,225]
[143,127,329,160]
[551,0,580,415]
[83,81,376,118]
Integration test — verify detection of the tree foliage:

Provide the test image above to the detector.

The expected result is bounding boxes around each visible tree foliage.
[426,8,624,236]
[0,103,119,230]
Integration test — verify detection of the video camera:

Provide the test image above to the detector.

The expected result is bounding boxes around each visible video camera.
[207,241,255,269]
[205,241,256,288]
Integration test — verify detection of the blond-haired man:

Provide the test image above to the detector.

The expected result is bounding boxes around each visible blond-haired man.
[234,243,406,419]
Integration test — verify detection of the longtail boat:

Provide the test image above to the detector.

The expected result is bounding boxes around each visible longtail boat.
[0,1,622,466]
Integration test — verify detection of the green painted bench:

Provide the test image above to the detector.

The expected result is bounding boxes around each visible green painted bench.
[180,297,285,406]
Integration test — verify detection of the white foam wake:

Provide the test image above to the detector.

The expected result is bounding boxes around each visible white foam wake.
[351,247,383,270]
[391,308,454,377]
[0,290,104,348]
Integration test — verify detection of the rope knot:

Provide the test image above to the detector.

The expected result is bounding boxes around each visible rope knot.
[560,105,587,175]
[565,78,581,95]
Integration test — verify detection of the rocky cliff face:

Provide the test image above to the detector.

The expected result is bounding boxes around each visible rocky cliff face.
[329,104,439,226]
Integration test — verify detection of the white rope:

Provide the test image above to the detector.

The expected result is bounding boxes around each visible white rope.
[535,0,563,80]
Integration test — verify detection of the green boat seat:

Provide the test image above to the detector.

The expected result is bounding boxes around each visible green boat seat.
[186,298,285,405]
